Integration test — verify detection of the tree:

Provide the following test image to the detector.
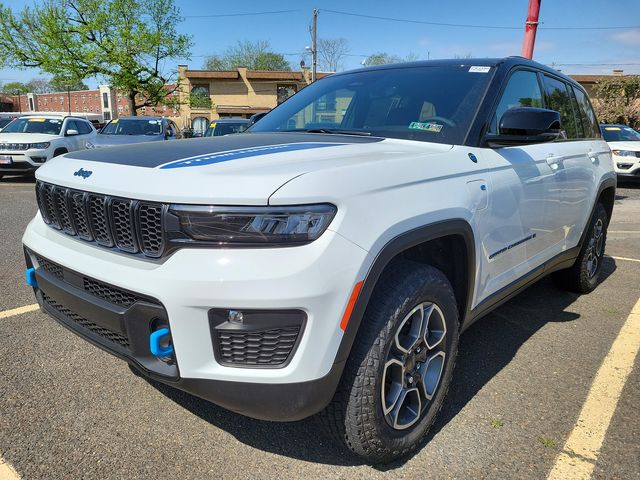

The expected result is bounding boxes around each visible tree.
[0,0,192,115]
[50,74,89,92]
[592,76,640,129]
[317,37,350,72]
[25,78,53,93]
[0,81,29,94]
[204,40,290,71]
[363,52,403,66]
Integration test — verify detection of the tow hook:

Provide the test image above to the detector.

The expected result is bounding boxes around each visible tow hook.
[150,327,174,357]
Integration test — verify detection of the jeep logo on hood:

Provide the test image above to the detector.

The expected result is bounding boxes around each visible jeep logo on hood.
[73,168,93,179]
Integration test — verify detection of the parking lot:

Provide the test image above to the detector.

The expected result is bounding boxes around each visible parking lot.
[0,177,638,479]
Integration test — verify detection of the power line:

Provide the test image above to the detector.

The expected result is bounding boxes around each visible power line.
[183,9,301,19]
[322,8,640,31]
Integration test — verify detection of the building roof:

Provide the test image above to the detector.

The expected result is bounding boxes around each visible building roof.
[183,68,331,81]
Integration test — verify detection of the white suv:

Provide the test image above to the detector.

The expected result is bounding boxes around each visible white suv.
[0,115,96,179]
[600,123,640,180]
[22,58,615,463]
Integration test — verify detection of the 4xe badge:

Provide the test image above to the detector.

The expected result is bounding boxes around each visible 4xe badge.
[74,168,92,179]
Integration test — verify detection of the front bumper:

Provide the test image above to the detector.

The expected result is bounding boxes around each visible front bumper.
[0,148,49,175]
[613,154,640,180]
[23,213,368,420]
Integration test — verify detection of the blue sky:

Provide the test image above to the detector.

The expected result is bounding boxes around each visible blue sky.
[1,0,639,88]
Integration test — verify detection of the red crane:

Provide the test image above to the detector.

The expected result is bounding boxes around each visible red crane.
[522,0,541,59]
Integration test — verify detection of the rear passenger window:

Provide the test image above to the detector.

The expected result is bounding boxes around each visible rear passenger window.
[542,75,578,140]
[491,70,543,133]
[572,87,600,138]
[77,121,92,135]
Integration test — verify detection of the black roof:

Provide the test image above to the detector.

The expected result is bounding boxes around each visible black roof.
[332,56,581,88]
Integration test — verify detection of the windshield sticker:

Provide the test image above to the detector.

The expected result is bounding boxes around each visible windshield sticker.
[48,119,60,124]
[469,66,491,73]
[111,119,119,123]
[28,118,46,122]
[159,143,345,169]
[409,121,443,133]
[209,122,217,128]
[605,127,621,131]
[148,120,159,124]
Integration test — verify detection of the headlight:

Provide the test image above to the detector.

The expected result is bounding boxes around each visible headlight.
[169,204,337,246]
[28,142,50,149]
[611,150,637,157]
[85,141,95,149]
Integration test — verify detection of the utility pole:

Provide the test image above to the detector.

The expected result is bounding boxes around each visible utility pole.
[521,0,541,59]
[311,8,318,82]
[67,86,71,115]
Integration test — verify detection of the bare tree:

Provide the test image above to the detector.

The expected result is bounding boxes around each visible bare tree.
[317,38,350,72]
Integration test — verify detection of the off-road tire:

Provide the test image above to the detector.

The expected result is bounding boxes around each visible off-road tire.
[553,202,608,293]
[319,260,459,463]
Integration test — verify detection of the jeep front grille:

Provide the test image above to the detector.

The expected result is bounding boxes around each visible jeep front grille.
[35,181,165,258]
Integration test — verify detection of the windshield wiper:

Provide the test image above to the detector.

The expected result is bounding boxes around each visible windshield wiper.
[287,128,372,136]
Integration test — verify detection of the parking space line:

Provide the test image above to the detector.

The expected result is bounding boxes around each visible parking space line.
[609,255,640,263]
[0,304,39,320]
[547,296,640,480]
[0,458,20,480]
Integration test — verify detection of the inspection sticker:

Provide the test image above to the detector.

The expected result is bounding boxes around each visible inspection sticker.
[469,66,491,73]
[409,121,443,133]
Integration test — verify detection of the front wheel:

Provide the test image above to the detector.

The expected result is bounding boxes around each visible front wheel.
[320,260,459,463]
[553,202,608,293]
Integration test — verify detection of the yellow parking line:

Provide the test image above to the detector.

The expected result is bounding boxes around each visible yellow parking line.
[0,304,39,319]
[609,255,640,263]
[0,458,20,480]
[547,296,640,480]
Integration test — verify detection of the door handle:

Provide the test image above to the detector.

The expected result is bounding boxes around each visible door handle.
[588,150,599,164]
[546,155,563,170]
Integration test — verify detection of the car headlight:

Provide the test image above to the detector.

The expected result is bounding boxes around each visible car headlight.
[611,149,637,157]
[169,204,337,246]
[28,142,50,149]
[85,141,95,149]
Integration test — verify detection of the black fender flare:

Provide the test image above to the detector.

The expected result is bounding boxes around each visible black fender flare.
[334,218,476,365]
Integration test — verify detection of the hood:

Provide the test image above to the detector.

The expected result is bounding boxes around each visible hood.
[606,141,640,152]
[35,132,452,205]
[92,134,164,148]
[0,133,58,144]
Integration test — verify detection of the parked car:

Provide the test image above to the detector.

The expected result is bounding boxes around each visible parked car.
[600,124,640,181]
[203,118,250,137]
[0,115,96,179]
[23,57,615,463]
[88,116,181,148]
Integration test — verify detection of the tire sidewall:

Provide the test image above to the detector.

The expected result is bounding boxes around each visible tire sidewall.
[578,203,608,290]
[370,268,459,451]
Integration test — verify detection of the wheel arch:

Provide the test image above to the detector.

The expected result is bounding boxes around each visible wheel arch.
[334,219,476,365]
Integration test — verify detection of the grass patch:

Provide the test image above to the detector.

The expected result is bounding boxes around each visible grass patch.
[538,436,557,448]
[490,418,504,429]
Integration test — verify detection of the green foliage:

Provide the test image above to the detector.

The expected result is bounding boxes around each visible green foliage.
[204,40,290,71]
[363,52,403,67]
[0,0,192,115]
[593,76,640,128]
[49,74,89,92]
[0,81,29,94]
[189,92,212,109]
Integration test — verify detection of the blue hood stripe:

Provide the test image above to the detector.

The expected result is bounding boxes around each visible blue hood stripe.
[158,142,344,169]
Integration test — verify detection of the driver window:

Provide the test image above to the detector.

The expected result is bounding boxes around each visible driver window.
[490,70,543,133]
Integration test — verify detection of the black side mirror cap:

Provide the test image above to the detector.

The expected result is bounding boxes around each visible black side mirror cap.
[249,112,268,126]
[485,107,561,147]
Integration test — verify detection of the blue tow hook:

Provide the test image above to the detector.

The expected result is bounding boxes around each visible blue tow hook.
[150,327,174,357]
[26,267,38,288]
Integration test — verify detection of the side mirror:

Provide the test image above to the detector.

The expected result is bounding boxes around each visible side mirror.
[66,129,79,136]
[485,107,561,147]
[249,112,268,126]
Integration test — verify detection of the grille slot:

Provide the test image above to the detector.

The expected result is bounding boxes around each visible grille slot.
[111,199,137,253]
[43,293,130,348]
[35,255,63,280]
[83,277,148,308]
[217,326,301,366]
[53,187,75,235]
[36,181,165,258]
[69,191,93,241]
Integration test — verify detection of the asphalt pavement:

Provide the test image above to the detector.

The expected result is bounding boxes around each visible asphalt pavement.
[0,176,638,479]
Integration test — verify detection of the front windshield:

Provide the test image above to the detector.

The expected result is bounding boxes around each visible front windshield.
[205,122,248,137]
[100,119,163,136]
[1,117,63,135]
[249,65,493,145]
[601,125,640,142]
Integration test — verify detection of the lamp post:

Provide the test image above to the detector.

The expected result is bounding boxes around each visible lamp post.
[67,85,71,115]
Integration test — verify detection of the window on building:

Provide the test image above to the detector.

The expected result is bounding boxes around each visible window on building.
[191,84,210,96]
[192,117,209,136]
[102,92,109,108]
[277,85,298,104]
[29,98,34,110]
[118,105,123,113]
[104,111,111,121]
